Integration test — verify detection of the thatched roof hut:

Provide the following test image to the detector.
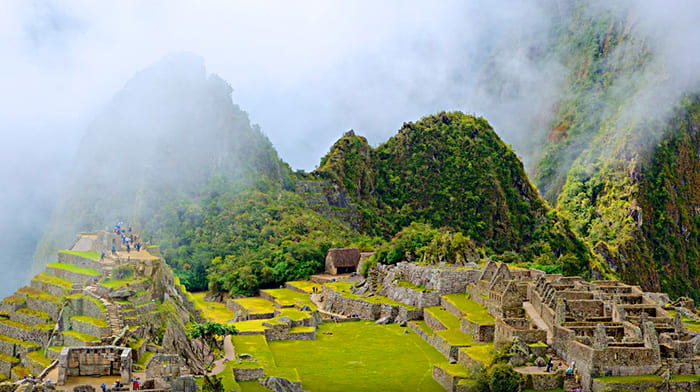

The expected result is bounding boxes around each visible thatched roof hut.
[325,248,361,274]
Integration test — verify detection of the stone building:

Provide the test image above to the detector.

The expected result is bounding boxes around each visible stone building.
[324,248,361,274]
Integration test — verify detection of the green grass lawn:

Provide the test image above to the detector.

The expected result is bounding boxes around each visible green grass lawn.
[276,308,311,321]
[424,306,461,330]
[231,296,277,314]
[666,309,700,331]
[594,374,663,383]
[59,250,101,260]
[46,262,100,276]
[269,321,445,391]
[71,315,108,327]
[32,273,73,291]
[191,293,238,324]
[286,281,321,293]
[260,288,313,308]
[442,293,494,324]
[436,328,474,346]
[231,335,276,369]
[459,343,494,364]
[231,319,268,333]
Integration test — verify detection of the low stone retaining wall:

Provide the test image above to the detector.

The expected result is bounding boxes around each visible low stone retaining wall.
[226,300,275,321]
[0,321,45,345]
[30,279,69,298]
[457,348,483,371]
[57,253,104,273]
[262,323,316,341]
[10,310,49,326]
[432,365,465,392]
[320,289,421,322]
[21,295,60,320]
[46,267,99,286]
[378,262,480,294]
[517,370,563,391]
[70,318,110,338]
[431,333,470,360]
[122,302,157,317]
[0,356,19,376]
[380,284,441,309]
[494,317,546,345]
[260,376,302,392]
[70,294,107,320]
[232,367,264,381]
[1,298,25,314]
[424,311,447,331]
[460,319,495,342]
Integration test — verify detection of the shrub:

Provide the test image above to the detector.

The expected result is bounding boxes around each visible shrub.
[488,364,520,392]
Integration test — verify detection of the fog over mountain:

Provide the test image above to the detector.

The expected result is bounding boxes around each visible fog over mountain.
[1,0,699,296]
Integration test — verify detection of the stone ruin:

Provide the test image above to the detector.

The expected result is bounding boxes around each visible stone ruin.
[318,259,700,391]
[57,346,131,385]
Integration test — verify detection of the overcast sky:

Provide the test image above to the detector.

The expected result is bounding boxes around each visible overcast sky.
[0,1,699,296]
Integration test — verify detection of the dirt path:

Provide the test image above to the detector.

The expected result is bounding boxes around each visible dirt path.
[207,335,235,376]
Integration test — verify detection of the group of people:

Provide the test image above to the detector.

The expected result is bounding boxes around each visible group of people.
[100,377,140,392]
[113,222,141,254]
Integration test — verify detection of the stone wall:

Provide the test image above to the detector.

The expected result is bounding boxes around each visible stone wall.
[70,318,110,338]
[30,279,69,298]
[0,321,46,345]
[432,365,464,392]
[378,263,479,295]
[0,356,19,376]
[320,288,421,322]
[57,346,131,385]
[57,253,103,273]
[494,318,546,345]
[226,300,274,321]
[145,354,182,382]
[45,267,99,286]
[262,323,316,341]
[518,371,563,391]
[70,294,107,320]
[10,310,49,326]
[380,284,441,309]
[460,319,495,342]
[232,367,264,381]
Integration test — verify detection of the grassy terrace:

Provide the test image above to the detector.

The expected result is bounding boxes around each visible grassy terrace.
[410,320,435,337]
[47,262,100,276]
[594,374,663,384]
[230,296,276,314]
[270,322,444,391]
[276,308,311,321]
[232,319,267,333]
[71,315,108,327]
[16,307,51,320]
[63,330,99,343]
[260,288,317,309]
[435,329,473,345]
[0,319,31,331]
[424,306,461,330]
[0,352,18,364]
[33,323,55,332]
[0,334,39,348]
[2,295,25,305]
[442,293,494,324]
[12,365,30,379]
[231,335,276,369]
[16,286,62,305]
[135,351,154,368]
[459,343,494,364]
[286,280,321,293]
[32,273,72,291]
[666,309,700,332]
[59,250,101,260]
[26,351,52,368]
[191,293,237,324]
[99,276,150,290]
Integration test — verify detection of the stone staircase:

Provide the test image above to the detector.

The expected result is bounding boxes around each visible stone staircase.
[84,286,123,337]
[564,373,581,391]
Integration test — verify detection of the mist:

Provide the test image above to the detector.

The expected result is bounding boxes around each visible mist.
[1,0,699,296]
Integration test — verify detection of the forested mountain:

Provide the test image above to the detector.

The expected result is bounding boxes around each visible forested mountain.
[35,1,700,300]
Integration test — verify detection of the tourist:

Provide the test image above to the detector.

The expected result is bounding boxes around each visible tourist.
[546,359,553,372]
[101,383,107,392]
[136,242,141,252]
[126,243,130,253]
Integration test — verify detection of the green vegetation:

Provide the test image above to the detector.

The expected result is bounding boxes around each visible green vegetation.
[230,296,276,314]
[15,307,51,321]
[395,279,435,293]
[424,306,461,330]
[436,328,473,346]
[46,262,100,276]
[191,293,237,324]
[594,374,663,384]
[59,250,101,260]
[16,286,62,305]
[0,319,31,331]
[2,296,25,305]
[0,352,18,364]
[275,308,311,322]
[26,351,52,368]
[269,322,445,391]
[442,293,495,324]
[71,315,108,328]
[62,330,100,343]
[285,281,321,293]
[260,288,311,307]
[459,343,494,364]
[32,273,72,291]
[327,284,417,310]
[0,334,39,348]
[11,366,29,379]
[135,351,154,368]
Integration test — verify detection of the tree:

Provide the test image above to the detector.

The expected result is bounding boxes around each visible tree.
[187,321,238,350]
[488,363,520,392]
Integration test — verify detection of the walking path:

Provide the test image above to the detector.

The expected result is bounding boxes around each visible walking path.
[523,301,552,345]
[84,285,124,337]
[207,335,235,376]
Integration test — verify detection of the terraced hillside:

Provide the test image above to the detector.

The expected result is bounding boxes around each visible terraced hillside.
[0,230,201,382]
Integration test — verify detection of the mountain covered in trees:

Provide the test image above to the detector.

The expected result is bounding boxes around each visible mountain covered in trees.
[35,1,700,300]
